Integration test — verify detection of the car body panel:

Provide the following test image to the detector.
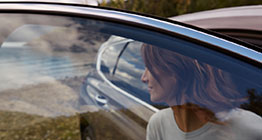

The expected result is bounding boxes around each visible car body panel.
[170,5,262,31]
[170,5,262,49]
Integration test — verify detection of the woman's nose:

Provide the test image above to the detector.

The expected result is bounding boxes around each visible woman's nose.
[141,69,148,83]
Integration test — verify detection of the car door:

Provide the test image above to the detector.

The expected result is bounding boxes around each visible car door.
[0,2,261,140]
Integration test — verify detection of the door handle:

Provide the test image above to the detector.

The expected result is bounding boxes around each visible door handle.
[95,95,108,106]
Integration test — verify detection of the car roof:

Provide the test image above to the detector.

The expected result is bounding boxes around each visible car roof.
[0,0,99,6]
[170,5,262,31]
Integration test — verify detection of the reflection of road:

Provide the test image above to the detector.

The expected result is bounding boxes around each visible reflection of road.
[0,76,100,117]
[0,48,97,117]
[0,78,72,117]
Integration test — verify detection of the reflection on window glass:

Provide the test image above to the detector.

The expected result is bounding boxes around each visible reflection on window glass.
[98,31,262,139]
[140,44,262,140]
[100,36,167,108]
[0,13,261,140]
[1,14,149,140]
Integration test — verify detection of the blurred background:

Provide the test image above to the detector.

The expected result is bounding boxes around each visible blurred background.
[12,0,262,17]
[98,0,262,17]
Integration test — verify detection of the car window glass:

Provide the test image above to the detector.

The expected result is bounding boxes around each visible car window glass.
[140,43,262,140]
[100,37,167,108]
[0,13,261,140]
[0,14,148,140]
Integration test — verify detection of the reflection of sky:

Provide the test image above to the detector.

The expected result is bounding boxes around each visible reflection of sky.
[3,24,55,43]
[0,14,99,91]
[101,42,123,73]
[0,14,104,117]
[0,47,85,117]
[0,47,75,91]
[100,36,147,91]
[117,42,146,89]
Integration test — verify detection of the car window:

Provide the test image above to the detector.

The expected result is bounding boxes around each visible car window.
[140,43,262,140]
[0,12,261,140]
[0,13,159,140]
[100,36,168,108]
[0,14,108,140]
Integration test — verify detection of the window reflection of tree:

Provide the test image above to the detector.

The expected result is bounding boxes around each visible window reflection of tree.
[241,89,262,117]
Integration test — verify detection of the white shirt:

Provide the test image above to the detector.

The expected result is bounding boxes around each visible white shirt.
[146,108,262,140]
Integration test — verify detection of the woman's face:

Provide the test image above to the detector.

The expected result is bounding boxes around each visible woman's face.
[141,67,176,104]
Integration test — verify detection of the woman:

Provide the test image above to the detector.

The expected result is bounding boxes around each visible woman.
[140,44,262,140]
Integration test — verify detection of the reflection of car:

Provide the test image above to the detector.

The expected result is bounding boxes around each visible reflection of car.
[82,36,166,109]
[170,6,262,48]
[0,2,261,140]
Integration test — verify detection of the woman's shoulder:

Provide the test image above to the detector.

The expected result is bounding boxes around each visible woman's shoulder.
[216,108,261,121]
[227,108,261,122]
[223,108,262,133]
[150,108,172,119]
[148,108,173,125]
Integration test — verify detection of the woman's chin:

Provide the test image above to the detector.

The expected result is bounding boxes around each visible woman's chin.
[150,97,158,103]
[150,96,163,103]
